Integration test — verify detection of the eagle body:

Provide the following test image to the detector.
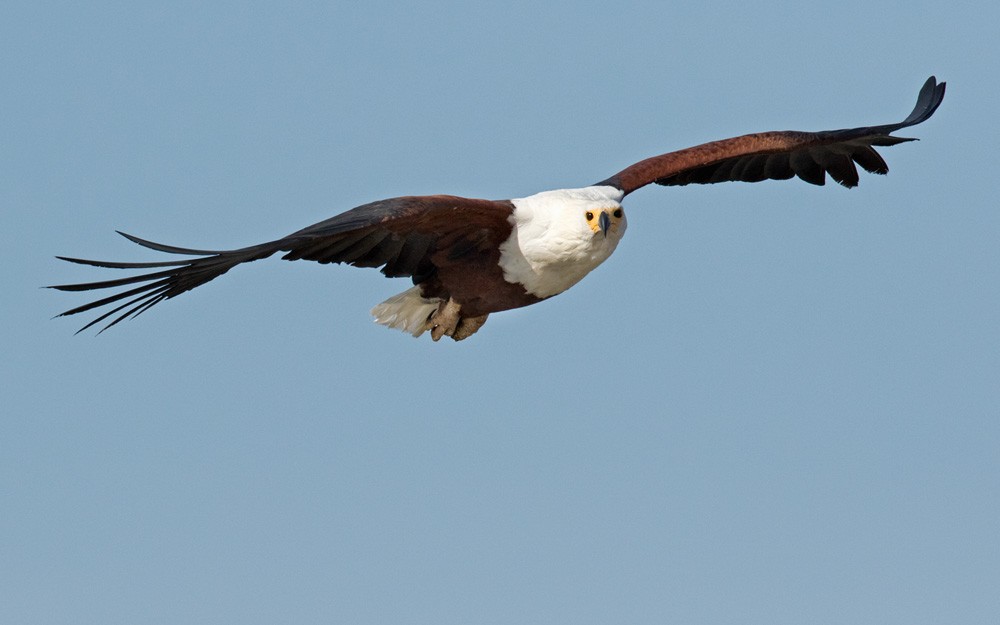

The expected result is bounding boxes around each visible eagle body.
[50,77,946,341]
[372,185,626,338]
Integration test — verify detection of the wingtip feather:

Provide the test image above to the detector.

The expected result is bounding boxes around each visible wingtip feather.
[116,230,222,256]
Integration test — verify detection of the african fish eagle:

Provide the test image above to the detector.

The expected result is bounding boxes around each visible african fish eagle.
[50,77,945,341]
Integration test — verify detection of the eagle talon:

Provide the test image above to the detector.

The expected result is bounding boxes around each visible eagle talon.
[451,313,489,341]
[423,298,488,341]
[428,298,462,341]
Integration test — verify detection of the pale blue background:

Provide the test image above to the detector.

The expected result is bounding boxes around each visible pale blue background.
[4,2,998,623]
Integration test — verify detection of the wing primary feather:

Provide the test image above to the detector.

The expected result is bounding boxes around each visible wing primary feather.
[382,234,434,278]
[351,235,405,269]
[900,76,945,127]
[49,266,184,292]
[55,256,192,269]
[851,146,889,174]
[56,279,171,319]
[280,236,337,262]
[116,231,223,256]
[93,289,171,335]
[790,151,826,186]
[50,237,280,333]
[731,153,769,182]
[707,158,738,184]
[326,230,388,264]
[80,287,170,335]
[818,152,860,188]
[763,153,795,180]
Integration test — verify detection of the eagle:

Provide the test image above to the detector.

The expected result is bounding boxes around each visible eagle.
[51,77,945,341]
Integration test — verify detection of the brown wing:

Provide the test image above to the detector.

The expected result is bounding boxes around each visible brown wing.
[279,195,513,280]
[49,195,514,333]
[595,76,945,196]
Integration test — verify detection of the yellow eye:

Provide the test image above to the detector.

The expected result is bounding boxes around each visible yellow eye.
[613,208,623,218]
[585,211,594,221]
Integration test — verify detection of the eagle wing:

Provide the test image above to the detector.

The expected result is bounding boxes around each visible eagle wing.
[50,195,514,333]
[595,76,945,196]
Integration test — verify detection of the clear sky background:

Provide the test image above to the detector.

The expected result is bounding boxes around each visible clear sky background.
[4,2,998,623]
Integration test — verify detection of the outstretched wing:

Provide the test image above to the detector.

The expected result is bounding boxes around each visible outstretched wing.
[49,195,514,333]
[595,76,945,196]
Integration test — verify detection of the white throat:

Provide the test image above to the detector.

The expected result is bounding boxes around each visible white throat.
[498,185,627,298]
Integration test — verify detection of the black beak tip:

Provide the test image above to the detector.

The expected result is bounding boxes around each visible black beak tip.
[598,211,611,237]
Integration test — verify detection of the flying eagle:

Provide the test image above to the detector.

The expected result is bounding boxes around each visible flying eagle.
[51,77,945,341]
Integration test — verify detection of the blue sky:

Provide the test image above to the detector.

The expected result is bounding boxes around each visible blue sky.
[4,2,998,623]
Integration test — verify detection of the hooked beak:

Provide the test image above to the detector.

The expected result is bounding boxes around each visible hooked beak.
[598,211,611,238]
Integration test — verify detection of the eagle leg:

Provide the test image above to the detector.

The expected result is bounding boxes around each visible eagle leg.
[427,298,488,342]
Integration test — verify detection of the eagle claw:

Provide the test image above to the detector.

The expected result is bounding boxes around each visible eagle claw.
[427,298,488,342]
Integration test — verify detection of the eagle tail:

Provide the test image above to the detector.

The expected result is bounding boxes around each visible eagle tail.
[370,286,440,337]
[49,231,280,334]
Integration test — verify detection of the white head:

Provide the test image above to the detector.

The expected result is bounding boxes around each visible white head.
[501,185,628,298]
[511,185,627,247]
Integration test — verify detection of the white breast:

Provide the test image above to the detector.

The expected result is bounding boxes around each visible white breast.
[498,185,626,298]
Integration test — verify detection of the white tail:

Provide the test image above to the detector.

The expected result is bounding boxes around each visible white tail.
[370,286,440,337]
